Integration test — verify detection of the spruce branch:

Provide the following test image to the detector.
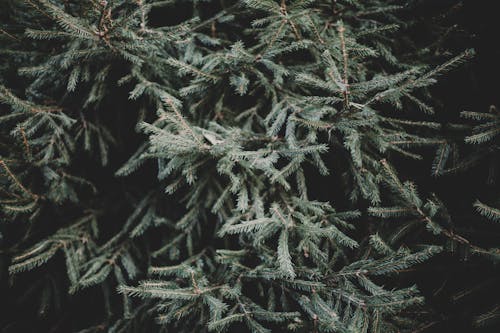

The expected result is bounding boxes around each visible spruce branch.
[0,159,38,200]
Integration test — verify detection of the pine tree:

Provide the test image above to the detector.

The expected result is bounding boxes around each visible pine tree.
[1,1,493,332]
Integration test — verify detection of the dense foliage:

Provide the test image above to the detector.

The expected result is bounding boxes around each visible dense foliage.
[1,0,498,332]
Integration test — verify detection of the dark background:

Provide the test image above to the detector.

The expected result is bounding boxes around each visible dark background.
[397,0,500,332]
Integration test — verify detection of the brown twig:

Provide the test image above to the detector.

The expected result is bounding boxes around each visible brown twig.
[337,23,350,108]
[0,159,38,199]
[0,28,20,41]
[19,127,31,158]
[280,0,301,40]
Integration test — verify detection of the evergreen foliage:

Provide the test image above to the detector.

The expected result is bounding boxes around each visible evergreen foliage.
[0,0,498,332]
